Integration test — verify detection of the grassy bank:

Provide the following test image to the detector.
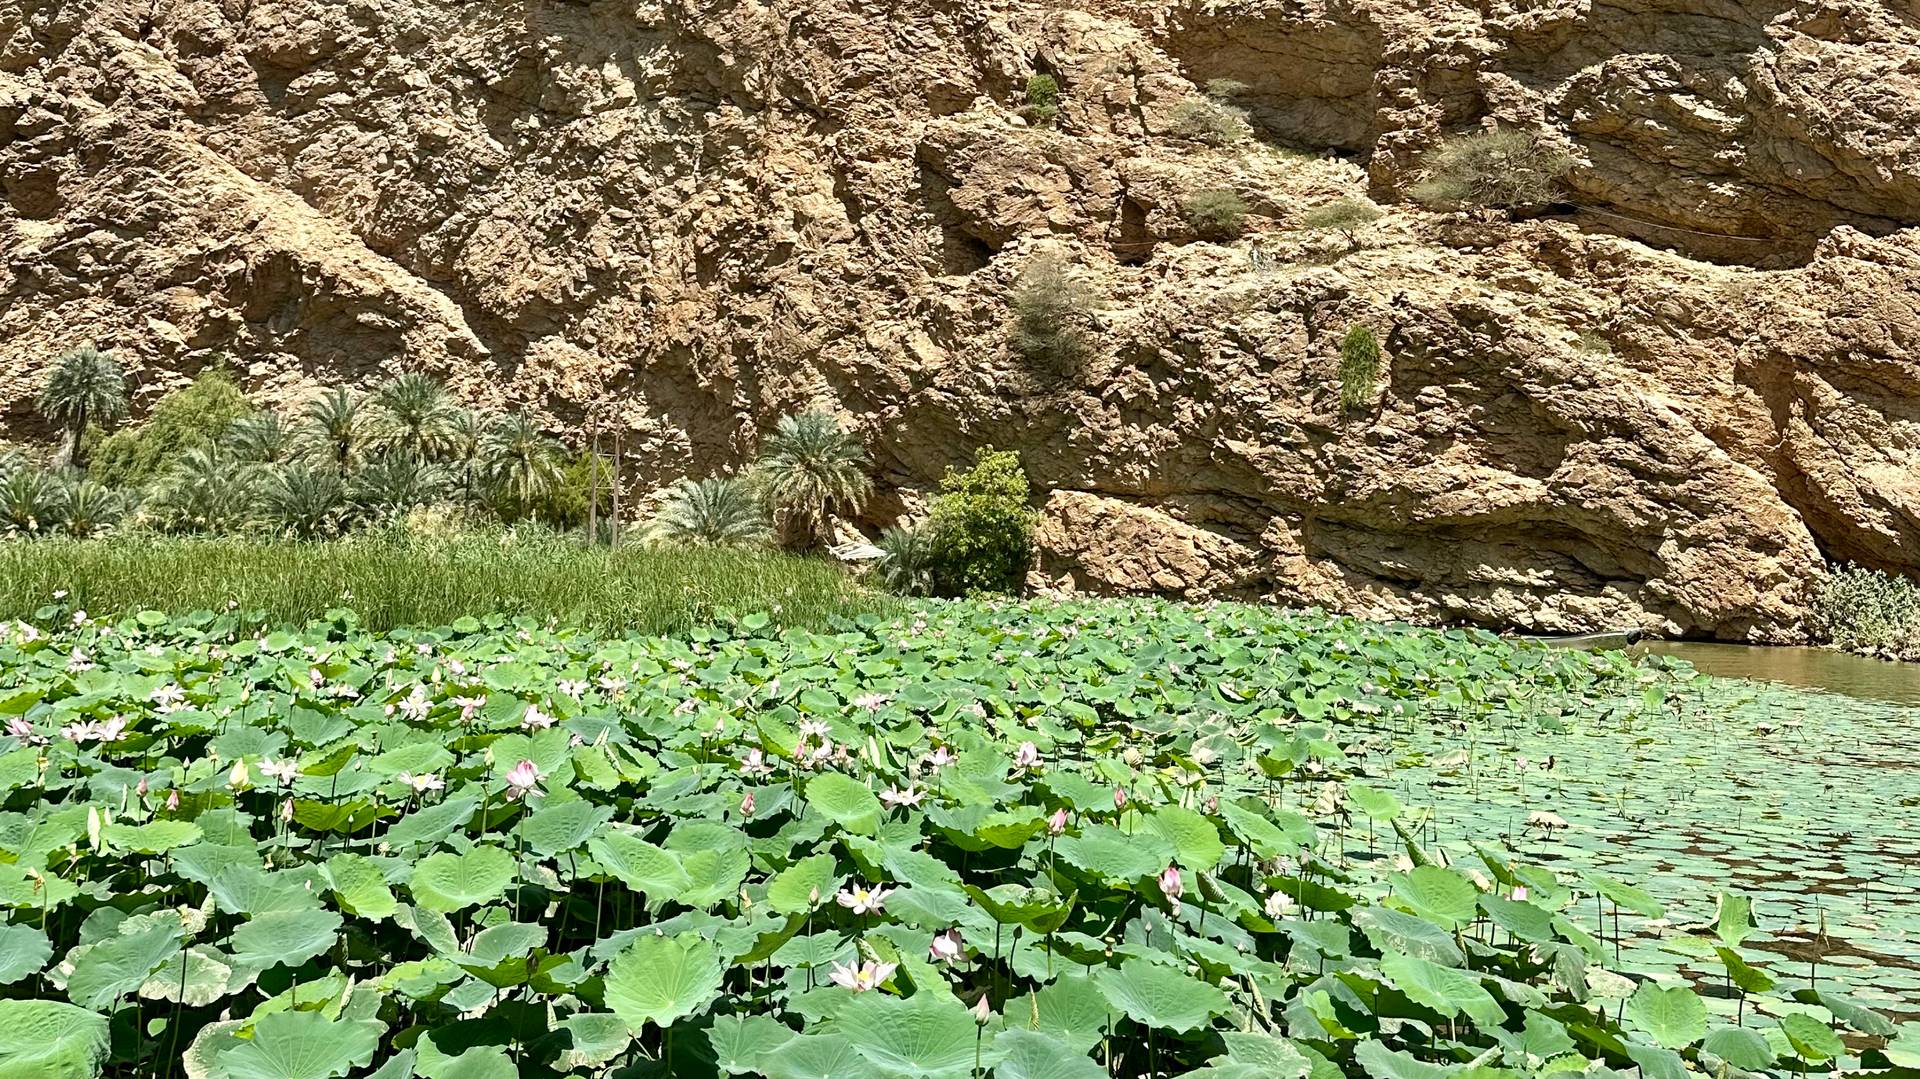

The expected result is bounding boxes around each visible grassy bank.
[0,534,887,633]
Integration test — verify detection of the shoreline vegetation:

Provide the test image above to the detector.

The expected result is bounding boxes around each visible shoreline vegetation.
[0,532,887,635]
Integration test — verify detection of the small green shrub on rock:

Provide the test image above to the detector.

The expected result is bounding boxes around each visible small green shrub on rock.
[1338,324,1382,413]
[1010,254,1096,376]
[1183,189,1248,241]
[928,447,1037,596]
[1299,196,1383,248]
[1168,97,1250,146]
[1025,74,1060,124]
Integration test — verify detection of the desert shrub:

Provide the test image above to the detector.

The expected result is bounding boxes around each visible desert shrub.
[928,447,1037,596]
[1182,188,1248,241]
[1010,254,1096,376]
[1168,97,1249,147]
[651,475,770,548]
[1811,564,1920,659]
[1025,74,1060,124]
[756,409,872,550]
[1339,324,1382,413]
[1410,129,1573,212]
[1299,196,1383,248]
[149,448,261,535]
[90,366,254,488]
[875,521,937,597]
[38,345,128,471]
[1203,77,1249,102]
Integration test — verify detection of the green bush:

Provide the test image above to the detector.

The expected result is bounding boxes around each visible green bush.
[927,447,1037,596]
[1025,74,1060,125]
[1010,255,1096,376]
[875,521,937,597]
[1338,325,1382,413]
[1203,77,1249,102]
[1410,129,1573,212]
[1298,196,1383,248]
[1182,189,1248,241]
[1168,98,1249,146]
[90,366,255,488]
[1811,564,1920,659]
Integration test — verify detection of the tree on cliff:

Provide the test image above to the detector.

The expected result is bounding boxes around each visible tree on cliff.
[37,345,127,471]
[756,409,872,551]
[1411,130,1573,215]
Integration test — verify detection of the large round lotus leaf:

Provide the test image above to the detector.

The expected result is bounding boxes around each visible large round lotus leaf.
[704,1014,795,1074]
[767,854,841,915]
[1092,958,1229,1034]
[832,989,988,1078]
[0,924,49,986]
[604,932,724,1032]
[1701,1026,1774,1070]
[804,773,882,834]
[0,1000,110,1079]
[213,1011,382,1079]
[585,830,691,898]
[1141,805,1223,871]
[64,919,180,1010]
[1379,952,1503,1026]
[1054,826,1173,883]
[992,1029,1105,1079]
[410,847,515,913]
[230,909,343,972]
[1624,983,1707,1049]
[759,1033,864,1079]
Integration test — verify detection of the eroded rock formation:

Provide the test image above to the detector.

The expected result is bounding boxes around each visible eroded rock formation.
[4,0,1919,639]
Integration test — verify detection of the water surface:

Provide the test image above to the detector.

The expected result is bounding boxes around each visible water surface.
[1641,641,1920,706]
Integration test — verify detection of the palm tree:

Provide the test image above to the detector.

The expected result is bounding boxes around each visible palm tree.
[262,463,347,539]
[756,408,872,550]
[351,453,448,523]
[37,346,127,470]
[650,476,770,547]
[370,372,457,462]
[478,412,562,516]
[0,467,59,535]
[299,388,364,471]
[52,479,124,538]
[227,411,293,464]
[876,522,937,596]
[442,408,487,503]
[152,449,261,534]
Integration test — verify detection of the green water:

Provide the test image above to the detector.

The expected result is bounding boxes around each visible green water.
[1642,641,1920,705]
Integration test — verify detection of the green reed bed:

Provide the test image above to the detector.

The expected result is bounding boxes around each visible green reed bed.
[0,535,885,635]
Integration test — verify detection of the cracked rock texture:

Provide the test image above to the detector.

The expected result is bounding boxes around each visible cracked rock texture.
[4,0,1919,640]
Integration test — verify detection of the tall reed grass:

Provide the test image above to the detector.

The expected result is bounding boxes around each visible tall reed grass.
[0,534,888,634]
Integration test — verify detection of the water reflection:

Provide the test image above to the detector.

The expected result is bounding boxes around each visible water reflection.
[1638,641,1920,706]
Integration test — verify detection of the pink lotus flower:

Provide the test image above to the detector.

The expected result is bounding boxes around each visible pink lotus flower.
[827,959,897,993]
[798,719,832,740]
[504,759,543,801]
[280,798,295,823]
[836,883,893,915]
[1158,865,1184,904]
[740,791,756,818]
[521,703,555,731]
[880,785,924,809]
[165,789,180,812]
[1047,807,1068,837]
[1113,787,1129,811]
[972,995,993,1024]
[150,684,186,709]
[929,928,965,965]
[6,718,45,746]
[1013,742,1040,772]
[923,745,956,770]
[453,695,486,723]
[853,693,891,712]
[740,749,774,777]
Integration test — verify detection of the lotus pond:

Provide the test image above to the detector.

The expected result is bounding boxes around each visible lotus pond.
[0,597,1910,1078]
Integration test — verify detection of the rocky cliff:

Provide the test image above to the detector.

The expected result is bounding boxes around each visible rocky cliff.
[4,0,1919,640]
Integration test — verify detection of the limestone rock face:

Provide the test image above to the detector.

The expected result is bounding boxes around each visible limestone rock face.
[5,0,1919,640]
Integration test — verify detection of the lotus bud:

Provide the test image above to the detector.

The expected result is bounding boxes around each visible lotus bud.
[1158,865,1184,904]
[740,791,756,818]
[972,995,992,1025]
[1121,747,1142,767]
[1047,807,1068,837]
[281,798,295,824]
[1113,787,1129,811]
[227,758,251,790]
[136,777,148,798]
[166,789,181,812]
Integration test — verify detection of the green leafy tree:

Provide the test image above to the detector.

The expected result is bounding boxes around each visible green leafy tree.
[1299,196,1383,249]
[755,409,872,551]
[478,413,563,519]
[298,388,365,471]
[37,346,128,470]
[928,448,1037,596]
[1339,325,1382,413]
[90,367,255,488]
[442,408,488,503]
[650,476,770,547]
[369,372,458,462]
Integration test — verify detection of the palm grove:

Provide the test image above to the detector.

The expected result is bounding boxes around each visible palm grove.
[6,348,1035,597]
